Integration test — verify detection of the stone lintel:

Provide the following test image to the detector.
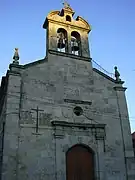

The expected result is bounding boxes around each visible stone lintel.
[64,99,92,105]
[52,121,106,140]
[48,49,92,61]
[46,19,90,33]
[51,120,105,129]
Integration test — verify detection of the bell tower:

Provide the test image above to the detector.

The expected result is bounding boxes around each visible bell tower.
[43,2,91,58]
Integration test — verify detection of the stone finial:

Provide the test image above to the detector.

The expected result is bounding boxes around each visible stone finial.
[114,66,121,82]
[63,0,71,8]
[13,48,19,64]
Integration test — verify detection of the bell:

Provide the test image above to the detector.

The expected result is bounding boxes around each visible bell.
[57,32,66,49]
[71,38,79,52]
[57,38,65,49]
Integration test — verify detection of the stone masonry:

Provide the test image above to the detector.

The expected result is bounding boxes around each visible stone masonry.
[0,3,135,180]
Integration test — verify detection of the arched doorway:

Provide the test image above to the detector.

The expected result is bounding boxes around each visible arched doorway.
[66,144,95,180]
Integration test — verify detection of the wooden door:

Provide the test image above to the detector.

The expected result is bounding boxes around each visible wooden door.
[66,145,95,180]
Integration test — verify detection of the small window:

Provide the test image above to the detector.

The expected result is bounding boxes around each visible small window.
[73,106,83,116]
[66,15,71,22]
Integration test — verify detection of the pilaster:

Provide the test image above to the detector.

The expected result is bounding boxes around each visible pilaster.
[114,84,134,157]
[1,64,22,180]
[114,84,135,180]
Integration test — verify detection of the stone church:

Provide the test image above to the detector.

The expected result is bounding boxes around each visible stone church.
[0,2,135,180]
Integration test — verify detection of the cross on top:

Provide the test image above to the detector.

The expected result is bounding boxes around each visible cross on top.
[63,0,71,8]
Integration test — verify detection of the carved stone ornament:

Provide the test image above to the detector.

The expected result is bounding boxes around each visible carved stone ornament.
[114,66,121,82]
[13,48,19,64]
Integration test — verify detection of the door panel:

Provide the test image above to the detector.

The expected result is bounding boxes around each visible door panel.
[66,145,94,180]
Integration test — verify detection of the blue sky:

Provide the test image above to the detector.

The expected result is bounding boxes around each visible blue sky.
[0,0,135,132]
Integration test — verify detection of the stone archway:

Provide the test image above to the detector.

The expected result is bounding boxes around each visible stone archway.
[66,144,95,180]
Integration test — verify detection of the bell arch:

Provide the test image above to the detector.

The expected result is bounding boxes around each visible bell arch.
[66,144,95,180]
[57,28,68,53]
[71,31,81,56]
[66,15,71,22]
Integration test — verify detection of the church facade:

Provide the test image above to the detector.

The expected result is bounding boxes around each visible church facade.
[0,3,135,180]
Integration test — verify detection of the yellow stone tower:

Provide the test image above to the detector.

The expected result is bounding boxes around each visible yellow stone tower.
[43,2,91,58]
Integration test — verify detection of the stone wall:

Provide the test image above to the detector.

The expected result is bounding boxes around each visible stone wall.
[1,52,135,180]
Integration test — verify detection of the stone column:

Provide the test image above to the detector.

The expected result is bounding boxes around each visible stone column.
[81,33,90,58]
[48,24,58,51]
[95,128,105,180]
[67,27,72,54]
[1,64,22,180]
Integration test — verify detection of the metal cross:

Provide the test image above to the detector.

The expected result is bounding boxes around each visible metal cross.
[62,0,70,8]
[31,106,44,133]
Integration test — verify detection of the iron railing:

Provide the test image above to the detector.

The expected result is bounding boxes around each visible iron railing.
[92,59,115,79]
